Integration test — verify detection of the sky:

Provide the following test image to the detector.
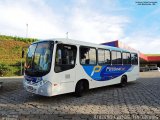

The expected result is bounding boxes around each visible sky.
[0,0,160,54]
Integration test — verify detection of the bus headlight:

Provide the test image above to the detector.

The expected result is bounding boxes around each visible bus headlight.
[38,81,52,96]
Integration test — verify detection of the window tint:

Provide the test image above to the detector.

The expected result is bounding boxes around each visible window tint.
[111,51,117,64]
[98,49,110,64]
[55,44,77,72]
[80,46,96,65]
[105,50,111,64]
[122,52,131,64]
[111,51,122,64]
[131,53,138,65]
[117,52,122,64]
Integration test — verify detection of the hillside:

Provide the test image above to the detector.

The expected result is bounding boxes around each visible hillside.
[0,35,37,76]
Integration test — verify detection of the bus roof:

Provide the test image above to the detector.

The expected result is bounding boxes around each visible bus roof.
[35,38,137,53]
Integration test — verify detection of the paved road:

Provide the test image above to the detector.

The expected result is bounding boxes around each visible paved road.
[0,72,160,120]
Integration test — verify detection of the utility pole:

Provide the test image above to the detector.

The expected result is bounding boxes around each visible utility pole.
[21,58,23,75]
[21,23,28,75]
[20,48,24,75]
[66,32,68,39]
[26,23,28,38]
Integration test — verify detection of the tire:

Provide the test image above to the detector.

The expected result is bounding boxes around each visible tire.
[0,82,3,89]
[75,81,84,97]
[120,76,127,87]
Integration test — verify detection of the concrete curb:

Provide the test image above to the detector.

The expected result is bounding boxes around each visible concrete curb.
[0,76,23,79]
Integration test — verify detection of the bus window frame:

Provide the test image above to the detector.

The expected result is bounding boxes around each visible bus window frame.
[122,52,131,65]
[54,43,77,73]
[111,50,122,65]
[97,48,111,65]
[79,46,97,66]
[131,53,138,65]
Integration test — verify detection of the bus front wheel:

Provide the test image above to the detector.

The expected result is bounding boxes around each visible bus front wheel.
[120,76,127,87]
[75,81,84,97]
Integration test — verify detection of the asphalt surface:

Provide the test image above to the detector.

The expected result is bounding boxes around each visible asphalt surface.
[0,71,160,120]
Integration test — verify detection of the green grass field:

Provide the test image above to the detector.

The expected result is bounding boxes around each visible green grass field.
[0,35,37,76]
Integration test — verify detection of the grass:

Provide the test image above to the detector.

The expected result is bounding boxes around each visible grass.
[0,35,38,76]
[1,66,21,77]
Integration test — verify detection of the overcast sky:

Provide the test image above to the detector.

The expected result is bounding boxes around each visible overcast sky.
[0,0,160,54]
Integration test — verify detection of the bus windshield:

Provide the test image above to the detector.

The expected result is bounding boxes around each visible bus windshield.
[25,41,54,77]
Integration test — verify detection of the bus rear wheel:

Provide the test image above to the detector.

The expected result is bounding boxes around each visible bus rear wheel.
[75,81,84,97]
[120,76,127,87]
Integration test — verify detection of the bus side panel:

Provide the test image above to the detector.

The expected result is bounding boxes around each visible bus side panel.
[50,68,76,95]
[127,65,139,82]
[76,64,139,89]
[75,65,122,89]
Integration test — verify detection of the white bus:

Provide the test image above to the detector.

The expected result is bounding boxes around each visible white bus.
[23,38,139,97]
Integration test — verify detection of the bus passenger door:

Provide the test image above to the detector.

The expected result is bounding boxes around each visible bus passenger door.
[54,44,77,94]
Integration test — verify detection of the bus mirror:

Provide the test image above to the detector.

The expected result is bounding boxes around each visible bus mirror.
[22,49,24,58]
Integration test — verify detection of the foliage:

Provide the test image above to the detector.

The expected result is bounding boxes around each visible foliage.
[0,34,38,43]
[0,63,10,76]
[0,34,38,76]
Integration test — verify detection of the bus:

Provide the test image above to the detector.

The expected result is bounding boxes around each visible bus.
[23,38,139,97]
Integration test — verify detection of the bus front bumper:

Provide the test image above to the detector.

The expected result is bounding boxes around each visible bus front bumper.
[23,80,53,96]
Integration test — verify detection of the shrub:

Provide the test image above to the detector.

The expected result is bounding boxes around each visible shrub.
[0,35,38,43]
[0,63,10,76]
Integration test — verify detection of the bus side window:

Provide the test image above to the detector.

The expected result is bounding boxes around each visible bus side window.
[131,53,138,65]
[98,49,111,65]
[111,51,117,64]
[117,51,122,64]
[122,52,131,65]
[80,46,96,65]
[55,44,77,73]
[111,51,122,65]
[56,49,62,64]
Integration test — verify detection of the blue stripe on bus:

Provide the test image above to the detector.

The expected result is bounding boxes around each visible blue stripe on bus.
[82,65,133,81]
